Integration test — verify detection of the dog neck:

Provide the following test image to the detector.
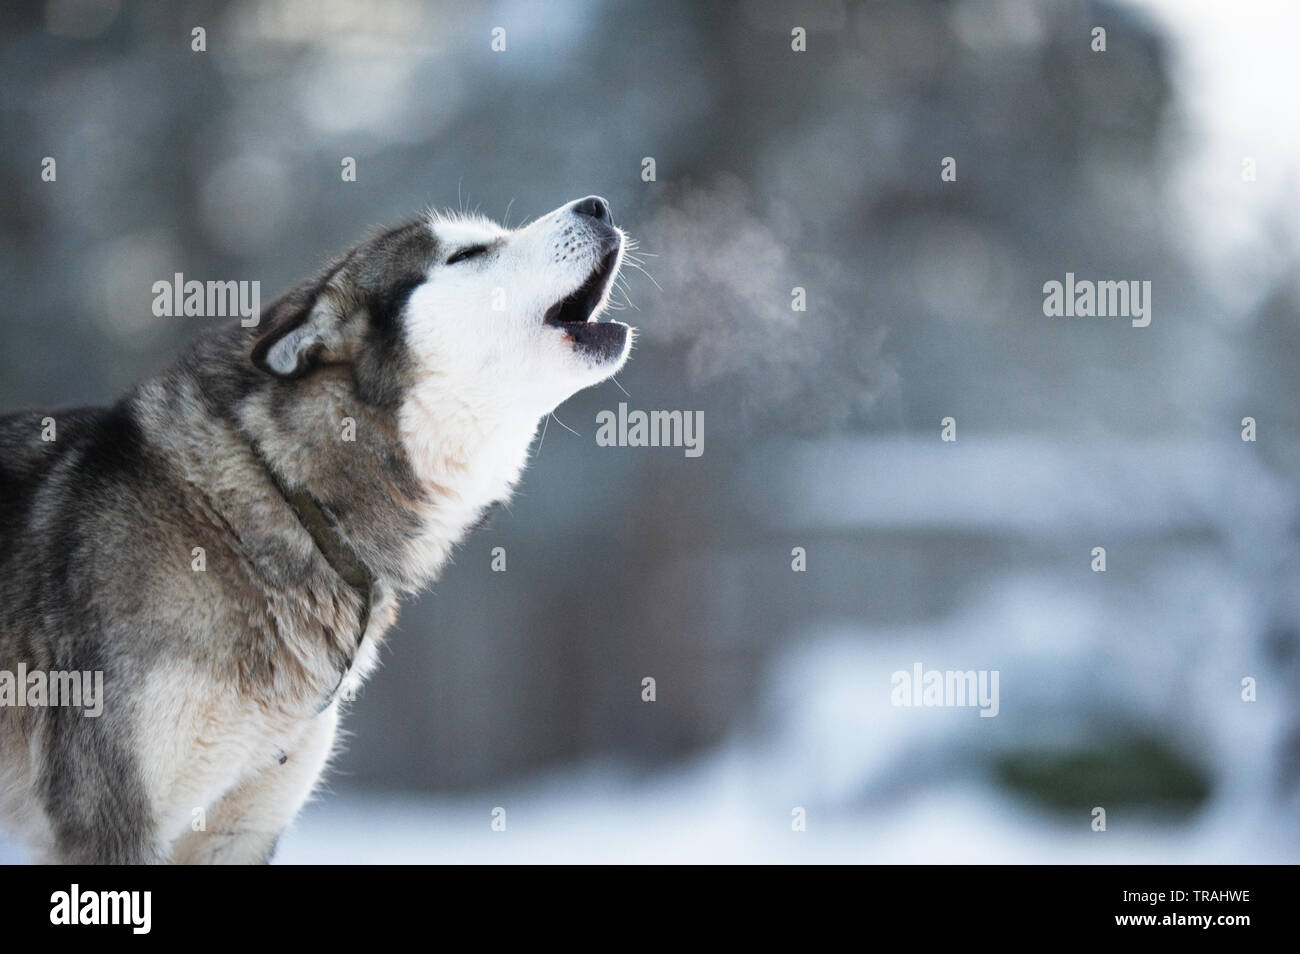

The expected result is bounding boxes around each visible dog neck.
[248,441,375,645]
[392,382,542,586]
[235,367,541,597]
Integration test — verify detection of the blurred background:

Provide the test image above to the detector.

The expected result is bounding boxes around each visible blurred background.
[2,0,1298,862]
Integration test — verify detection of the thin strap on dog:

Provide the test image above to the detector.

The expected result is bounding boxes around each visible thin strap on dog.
[250,445,373,646]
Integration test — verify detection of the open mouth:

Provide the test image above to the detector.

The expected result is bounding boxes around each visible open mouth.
[542,243,630,363]
[543,246,622,328]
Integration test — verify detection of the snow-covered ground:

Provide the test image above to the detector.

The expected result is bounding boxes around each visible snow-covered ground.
[272,778,1287,865]
[272,618,1294,864]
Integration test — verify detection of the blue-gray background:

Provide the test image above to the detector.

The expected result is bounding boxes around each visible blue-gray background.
[2,0,1297,861]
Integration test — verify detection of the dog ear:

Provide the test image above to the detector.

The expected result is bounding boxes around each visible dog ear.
[251,283,347,379]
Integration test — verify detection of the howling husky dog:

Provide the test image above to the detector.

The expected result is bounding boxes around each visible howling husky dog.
[0,196,632,863]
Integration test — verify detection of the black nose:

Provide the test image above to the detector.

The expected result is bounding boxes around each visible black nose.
[573,195,611,224]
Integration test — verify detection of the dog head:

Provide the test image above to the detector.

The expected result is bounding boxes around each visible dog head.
[250,195,633,420]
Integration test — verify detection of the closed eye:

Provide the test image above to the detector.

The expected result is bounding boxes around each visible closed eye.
[446,244,490,265]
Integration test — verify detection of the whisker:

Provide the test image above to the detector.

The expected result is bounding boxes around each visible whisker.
[623,261,663,292]
[613,277,639,310]
[534,413,551,456]
[550,413,581,437]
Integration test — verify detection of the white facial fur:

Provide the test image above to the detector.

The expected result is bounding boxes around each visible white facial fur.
[404,200,631,418]
[394,199,633,586]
